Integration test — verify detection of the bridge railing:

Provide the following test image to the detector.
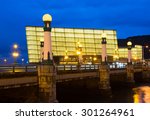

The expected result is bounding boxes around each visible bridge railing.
[0,65,37,73]
[56,64,100,71]
[1,63,149,73]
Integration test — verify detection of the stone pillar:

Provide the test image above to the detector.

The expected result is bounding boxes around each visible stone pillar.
[142,64,150,81]
[38,64,57,102]
[99,33,111,93]
[99,63,111,91]
[126,63,134,83]
[37,14,57,102]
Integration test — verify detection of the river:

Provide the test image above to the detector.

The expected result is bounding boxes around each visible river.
[0,78,149,103]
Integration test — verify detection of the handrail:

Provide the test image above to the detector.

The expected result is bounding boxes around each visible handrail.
[0,64,149,73]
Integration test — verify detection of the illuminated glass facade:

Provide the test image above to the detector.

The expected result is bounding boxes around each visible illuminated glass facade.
[118,45,143,62]
[26,26,118,64]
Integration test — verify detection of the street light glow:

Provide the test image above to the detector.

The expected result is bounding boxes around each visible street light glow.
[4,59,7,62]
[42,14,52,22]
[127,41,132,46]
[13,44,18,49]
[93,57,97,61]
[77,51,81,55]
[64,55,68,59]
[12,52,19,57]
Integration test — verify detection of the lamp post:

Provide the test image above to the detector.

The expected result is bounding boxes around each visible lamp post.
[76,42,82,70]
[42,14,53,62]
[12,44,19,64]
[127,41,132,64]
[126,41,134,84]
[99,32,111,94]
[101,33,107,63]
[64,50,68,64]
[38,14,57,103]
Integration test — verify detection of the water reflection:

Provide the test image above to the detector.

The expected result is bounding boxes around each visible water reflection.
[133,86,150,103]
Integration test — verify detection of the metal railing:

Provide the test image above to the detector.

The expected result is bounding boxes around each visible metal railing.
[0,63,149,73]
[0,65,37,73]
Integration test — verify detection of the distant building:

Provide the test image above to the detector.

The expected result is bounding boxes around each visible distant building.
[118,45,142,62]
[26,26,142,64]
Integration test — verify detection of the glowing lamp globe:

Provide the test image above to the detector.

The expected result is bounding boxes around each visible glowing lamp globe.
[127,41,132,46]
[101,33,107,38]
[42,14,52,22]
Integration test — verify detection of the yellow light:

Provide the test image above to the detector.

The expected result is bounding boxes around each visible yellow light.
[42,14,52,22]
[93,57,97,61]
[127,41,132,46]
[114,55,119,59]
[13,44,18,49]
[145,46,149,48]
[79,44,82,47]
[77,51,80,55]
[12,52,19,57]
[64,55,68,59]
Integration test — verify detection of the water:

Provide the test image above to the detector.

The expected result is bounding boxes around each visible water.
[0,79,149,103]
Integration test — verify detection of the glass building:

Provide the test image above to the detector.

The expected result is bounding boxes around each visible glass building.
[26,26,118,64]
[26,26,142,64]
[118,45,143,62]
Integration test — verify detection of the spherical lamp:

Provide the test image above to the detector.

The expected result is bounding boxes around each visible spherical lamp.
[127,41,132,46]
[42,14,52,22]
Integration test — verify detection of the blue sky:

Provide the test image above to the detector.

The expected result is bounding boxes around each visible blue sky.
[0,0,150,63]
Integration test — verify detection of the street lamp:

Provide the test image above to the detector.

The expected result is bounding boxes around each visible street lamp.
[76,42,82,64]
[22,58,24,64]
[12,51,19,64]
[4,59,7,64]
[13,44,18,49]
[101,33,107,63]
[76,42,83,70]
[12,44,19,64]
[127,41,132,64]
[42,14,53,61]
[64,50,69,64]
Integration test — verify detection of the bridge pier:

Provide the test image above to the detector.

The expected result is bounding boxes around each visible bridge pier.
[142,65,150,81]
[126,63,135,84]
[38,64,57,102]
[126,41,135,85]
[99,63,111,94]
[98,33,111,95]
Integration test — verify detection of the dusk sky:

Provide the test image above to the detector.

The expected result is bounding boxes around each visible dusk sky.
[0,0,150,63]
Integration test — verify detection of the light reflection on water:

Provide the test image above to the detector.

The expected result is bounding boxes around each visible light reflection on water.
[133,86,150,103]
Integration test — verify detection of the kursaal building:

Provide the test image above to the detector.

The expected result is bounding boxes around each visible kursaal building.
[26,27,142,64]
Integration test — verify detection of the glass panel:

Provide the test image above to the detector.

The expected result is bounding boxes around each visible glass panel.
[74,29,84,33]
[64,28,74,33]
[26,27,35,31]
[55,28,64,32]
[84,29,93,34]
